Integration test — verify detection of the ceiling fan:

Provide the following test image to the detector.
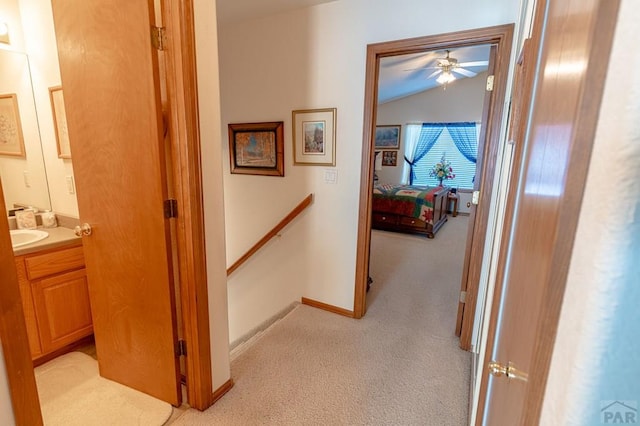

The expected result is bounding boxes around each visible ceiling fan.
[409,50,489,84]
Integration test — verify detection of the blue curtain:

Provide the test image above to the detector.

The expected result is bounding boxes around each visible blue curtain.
[447,122,477,163]
[405,123,444,185]
[447,122,477,183]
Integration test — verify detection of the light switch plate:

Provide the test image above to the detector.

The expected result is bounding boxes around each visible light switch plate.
[324,169,338,184]
[66,176,76,194]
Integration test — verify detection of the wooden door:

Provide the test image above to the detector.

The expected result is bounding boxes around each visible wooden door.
[455,44,497,344]
[51,0,181,405]
[477,0,620,423]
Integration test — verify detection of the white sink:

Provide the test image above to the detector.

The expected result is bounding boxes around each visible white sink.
[10,229,49,248]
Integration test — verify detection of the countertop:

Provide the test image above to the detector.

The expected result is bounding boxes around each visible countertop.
[13,226,82,256]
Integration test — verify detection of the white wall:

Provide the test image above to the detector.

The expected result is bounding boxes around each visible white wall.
[375,72,486,184]
[218,0,520,343]
[194,0,232,390]
[541,0,640,423]
[0,341,14,426]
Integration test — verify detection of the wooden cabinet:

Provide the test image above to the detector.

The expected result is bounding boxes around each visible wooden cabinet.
[15,243,92,361]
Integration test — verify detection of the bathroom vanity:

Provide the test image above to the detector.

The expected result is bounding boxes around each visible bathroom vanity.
[13,228,93,364]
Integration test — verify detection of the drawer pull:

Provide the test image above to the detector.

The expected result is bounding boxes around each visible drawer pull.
[382,216,386,221]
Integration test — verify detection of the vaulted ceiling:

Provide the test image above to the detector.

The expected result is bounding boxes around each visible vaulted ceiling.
[378,44,491,104]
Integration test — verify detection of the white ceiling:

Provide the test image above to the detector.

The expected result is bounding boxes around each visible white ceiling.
[378,44,491,104]
[216,0,338,25]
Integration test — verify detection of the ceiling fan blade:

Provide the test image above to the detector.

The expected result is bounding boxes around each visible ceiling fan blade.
[402,66,440,72]
[457,60,489,67]
[452,68,477,77]
[426,69,442,79]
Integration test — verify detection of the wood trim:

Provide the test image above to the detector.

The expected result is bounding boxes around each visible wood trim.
[301,297,355,318]
[0,188,43,425]
[211,378,235,405]
[355,25,515,330]
[227,194,313,276]
[162,0,214,411]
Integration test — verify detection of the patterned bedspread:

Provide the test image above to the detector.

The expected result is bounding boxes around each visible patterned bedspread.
[373,184,438,223]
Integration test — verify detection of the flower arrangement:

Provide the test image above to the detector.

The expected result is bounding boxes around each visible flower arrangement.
[429,155,455,185]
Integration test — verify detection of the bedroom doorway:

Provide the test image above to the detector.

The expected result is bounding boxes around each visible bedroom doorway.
[354,25,514,351]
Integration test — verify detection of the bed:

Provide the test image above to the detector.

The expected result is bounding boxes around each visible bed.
[372,183,449,238]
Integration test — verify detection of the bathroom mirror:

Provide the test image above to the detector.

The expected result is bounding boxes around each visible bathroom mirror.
[0,48,52,213]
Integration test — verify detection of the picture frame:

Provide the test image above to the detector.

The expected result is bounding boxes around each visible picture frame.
[382,150,398,167]
[49,86,71,159]
[374,125,401,149]
[292,108,336,166]
[0,93,26,157]
[228,121,284,176]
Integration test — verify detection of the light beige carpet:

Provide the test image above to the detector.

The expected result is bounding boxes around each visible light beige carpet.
[174,216,471,425]
[35,351,173,426]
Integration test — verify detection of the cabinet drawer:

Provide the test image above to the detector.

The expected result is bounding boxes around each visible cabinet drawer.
[400,216,426,228]
[25,246,85,280]
[373,212,398,225]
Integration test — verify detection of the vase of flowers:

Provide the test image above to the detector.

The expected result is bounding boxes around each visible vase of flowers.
[429,155,455,186]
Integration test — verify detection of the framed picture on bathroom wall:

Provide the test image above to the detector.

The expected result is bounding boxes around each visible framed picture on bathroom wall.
[49,86,72,159]
[0,93,26,157]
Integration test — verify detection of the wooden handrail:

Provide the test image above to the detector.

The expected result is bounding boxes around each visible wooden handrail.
[227,193,313,276]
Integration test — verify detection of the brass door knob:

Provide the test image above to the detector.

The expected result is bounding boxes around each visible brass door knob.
[488,361,528,382]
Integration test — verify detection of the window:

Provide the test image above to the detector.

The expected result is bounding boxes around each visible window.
[403,122,479,189]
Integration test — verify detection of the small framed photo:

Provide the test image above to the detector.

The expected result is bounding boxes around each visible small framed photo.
[49,86,72,159]
[374,125,401,149]
[228,121,284,176]
[382,150,397,167]
[0,93,26,157]
[292,108,336,166]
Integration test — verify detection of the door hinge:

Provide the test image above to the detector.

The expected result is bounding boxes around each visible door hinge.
[472,191,480,205]
[459,291,467,303]
[151,26,166,51]
[176,339,187,357]
[486,75,495,91]
[164,199,178,218]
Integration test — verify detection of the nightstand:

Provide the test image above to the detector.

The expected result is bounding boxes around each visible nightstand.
[447,192,459,217]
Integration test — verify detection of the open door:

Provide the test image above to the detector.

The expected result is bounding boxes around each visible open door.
[51,0,181,405]
[454,44,497,345]
[476,0,620,422]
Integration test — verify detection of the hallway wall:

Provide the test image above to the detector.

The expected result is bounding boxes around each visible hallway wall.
[217,0,520,343]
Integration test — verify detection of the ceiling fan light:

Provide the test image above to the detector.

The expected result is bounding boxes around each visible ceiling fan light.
[436,71,456,85]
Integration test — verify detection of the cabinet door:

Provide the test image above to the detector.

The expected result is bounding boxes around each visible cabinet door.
[14,258,42,358]
[32,269,93,353]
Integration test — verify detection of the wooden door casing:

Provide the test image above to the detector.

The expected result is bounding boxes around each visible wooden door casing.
[51,0,181,405]
[355,25,514,334]
[477,0,621,423]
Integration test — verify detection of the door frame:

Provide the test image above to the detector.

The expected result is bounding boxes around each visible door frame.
[353,24,514,339]
[0,0,214,419]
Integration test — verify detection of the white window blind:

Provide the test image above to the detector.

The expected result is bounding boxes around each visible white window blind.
[405,123,479,190]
